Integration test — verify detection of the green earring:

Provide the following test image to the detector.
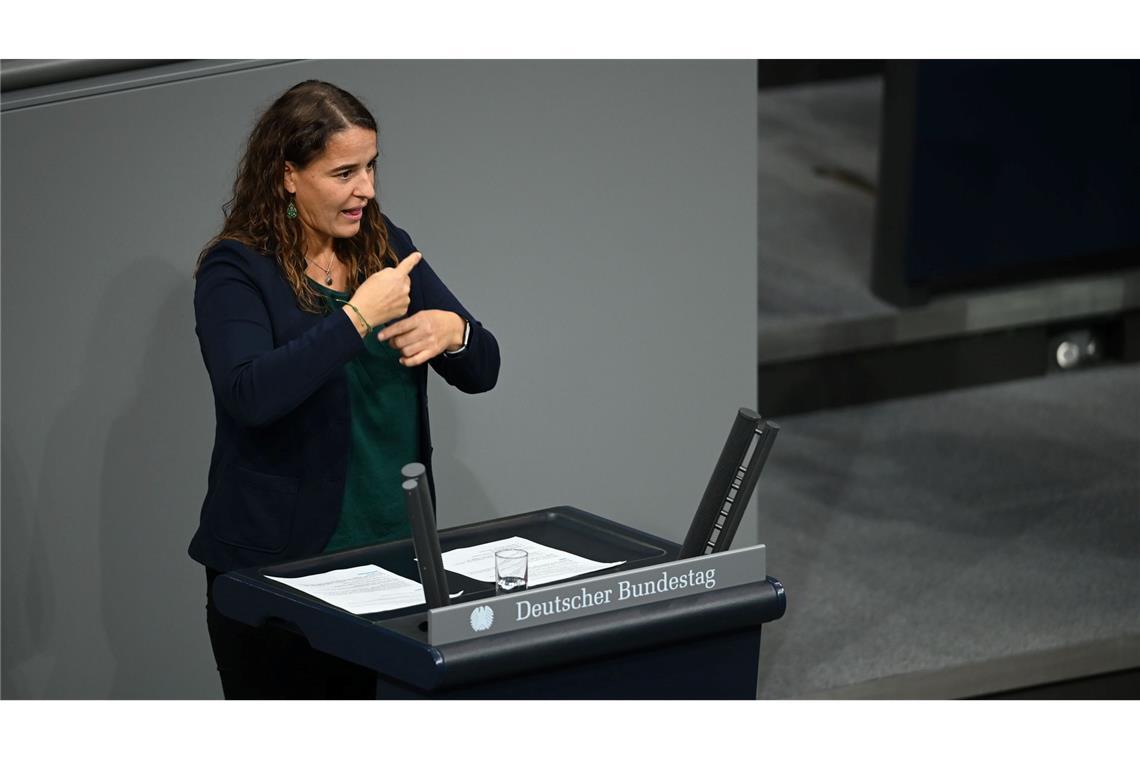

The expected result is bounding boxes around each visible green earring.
[286,198,298,219]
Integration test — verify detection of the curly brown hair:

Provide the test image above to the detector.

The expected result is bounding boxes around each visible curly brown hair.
[194,80,398,313]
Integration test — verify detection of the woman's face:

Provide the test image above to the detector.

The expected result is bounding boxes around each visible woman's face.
[283,126,377,250]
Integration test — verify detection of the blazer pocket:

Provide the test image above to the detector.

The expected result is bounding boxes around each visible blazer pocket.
[211,465,300,554]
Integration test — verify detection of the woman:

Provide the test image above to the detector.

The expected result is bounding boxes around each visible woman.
[189,80,500,698]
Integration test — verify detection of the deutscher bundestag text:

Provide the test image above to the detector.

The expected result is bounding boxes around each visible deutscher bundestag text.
[516,568,717,622]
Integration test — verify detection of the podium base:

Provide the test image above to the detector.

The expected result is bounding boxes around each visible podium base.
[373,626,763,699]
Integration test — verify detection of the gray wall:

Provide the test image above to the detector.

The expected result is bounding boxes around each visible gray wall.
[1,60,757,698]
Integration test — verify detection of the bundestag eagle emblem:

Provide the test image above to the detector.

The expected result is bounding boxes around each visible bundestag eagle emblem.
[469,605,494,632]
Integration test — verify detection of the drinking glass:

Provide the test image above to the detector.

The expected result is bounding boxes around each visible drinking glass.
[494,548,528,594]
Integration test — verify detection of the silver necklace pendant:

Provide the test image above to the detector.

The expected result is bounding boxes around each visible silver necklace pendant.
[307,256,334,287]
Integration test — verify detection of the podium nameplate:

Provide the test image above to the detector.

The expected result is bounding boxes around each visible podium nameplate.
[426,544,766,646]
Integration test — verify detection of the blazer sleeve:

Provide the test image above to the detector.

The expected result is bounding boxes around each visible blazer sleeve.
[383,219,500,394]
[419,255,501,394]
[194,246,366,427]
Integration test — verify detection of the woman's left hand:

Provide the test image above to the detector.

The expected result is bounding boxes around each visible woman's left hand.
[378,310,466,367]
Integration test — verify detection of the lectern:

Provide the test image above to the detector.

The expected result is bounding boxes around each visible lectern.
[212,409,786,699]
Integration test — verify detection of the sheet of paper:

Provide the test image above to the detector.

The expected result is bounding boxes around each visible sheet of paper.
[266,565,425,615]
[441,536,625,587]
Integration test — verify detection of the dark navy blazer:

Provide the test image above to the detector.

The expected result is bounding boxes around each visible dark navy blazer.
[188,217,500,572]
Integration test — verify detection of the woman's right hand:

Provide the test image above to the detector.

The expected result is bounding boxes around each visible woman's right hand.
[345,251,422,332]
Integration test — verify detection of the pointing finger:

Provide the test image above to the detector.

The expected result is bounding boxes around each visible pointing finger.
[395,251,422,276]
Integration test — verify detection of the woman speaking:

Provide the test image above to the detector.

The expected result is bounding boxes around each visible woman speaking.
[188,80,500,698]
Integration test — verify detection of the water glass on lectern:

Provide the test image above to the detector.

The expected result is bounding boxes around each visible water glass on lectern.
[495,549,528,594]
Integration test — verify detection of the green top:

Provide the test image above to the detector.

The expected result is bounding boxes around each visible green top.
[314,281,420,553]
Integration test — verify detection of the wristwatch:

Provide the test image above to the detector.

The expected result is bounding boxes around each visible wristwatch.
[443,318,470,356]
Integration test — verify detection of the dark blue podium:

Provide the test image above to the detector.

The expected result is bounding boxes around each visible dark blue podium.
[213,506,786,699]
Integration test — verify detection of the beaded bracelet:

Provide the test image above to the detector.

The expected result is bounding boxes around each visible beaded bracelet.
[336,299,372,334]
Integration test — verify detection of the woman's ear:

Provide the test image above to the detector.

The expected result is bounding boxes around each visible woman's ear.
[283,161,297,194]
